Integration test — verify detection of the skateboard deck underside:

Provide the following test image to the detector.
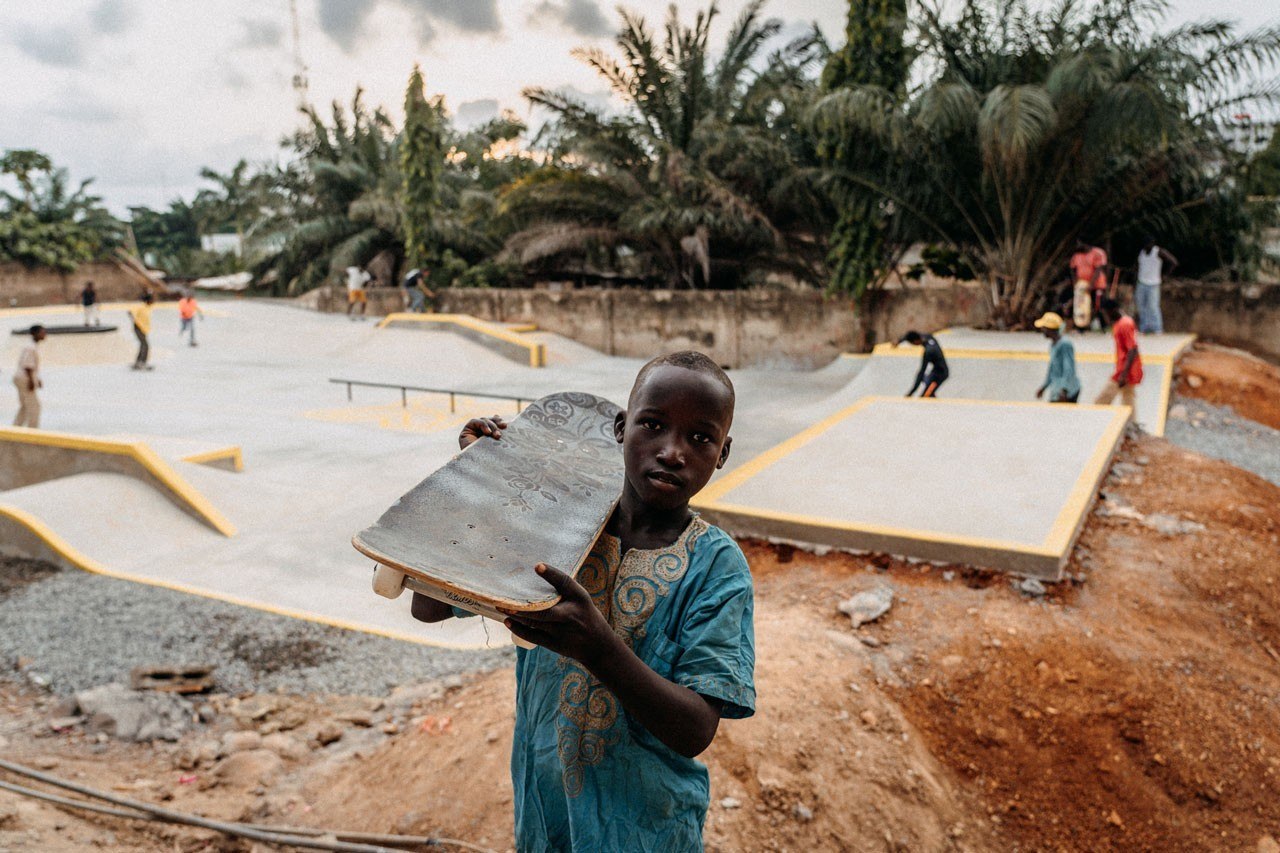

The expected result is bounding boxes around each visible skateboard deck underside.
[353,391,625,613]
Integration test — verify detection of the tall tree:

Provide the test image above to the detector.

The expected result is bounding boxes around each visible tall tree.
[0,149,121,270]
[819,0,911,299]
[400,65,447,272]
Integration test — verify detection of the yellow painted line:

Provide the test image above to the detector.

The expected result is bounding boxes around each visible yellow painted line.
[181,446,244,473]
[0,427,236,536]
[839,353,871,361]
[1041,406,1131,553]
[871,343,1175,365]
[376,313,546,367]
[0,503,491,651]
[697,397,880,503]
[699,499,1058,557]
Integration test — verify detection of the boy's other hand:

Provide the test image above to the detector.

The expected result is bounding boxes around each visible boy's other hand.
[459,415,508,450]
[501,565,614,664]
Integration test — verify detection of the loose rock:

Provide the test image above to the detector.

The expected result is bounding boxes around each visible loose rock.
[837,586,894,628]
[720,797,741,810]
[314,723,343,746]
[1017,578,1047,597]
[221,730,263,755]
[794,802,814,822]
[214,749,284,788]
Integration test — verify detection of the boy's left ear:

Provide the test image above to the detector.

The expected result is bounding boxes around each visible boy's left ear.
[716,436,732,469]
[613,410,626,444]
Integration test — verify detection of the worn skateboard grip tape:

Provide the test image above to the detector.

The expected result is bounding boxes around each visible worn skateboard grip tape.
[354,392,625,610]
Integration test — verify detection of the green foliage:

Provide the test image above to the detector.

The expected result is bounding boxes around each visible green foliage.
[400,65,447,271]
[0,149,121,270]
[508,1,833,288]
[813,0,1280,323]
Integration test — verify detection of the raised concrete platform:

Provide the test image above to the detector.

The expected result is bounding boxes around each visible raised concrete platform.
[377,313,546,367]
[933,327,1196,359]
[693,397,1130,579]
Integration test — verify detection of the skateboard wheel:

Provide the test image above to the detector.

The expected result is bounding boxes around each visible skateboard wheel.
[372,564,407,599]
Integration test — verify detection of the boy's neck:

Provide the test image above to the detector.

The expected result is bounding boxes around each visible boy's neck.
[608,487,693,553]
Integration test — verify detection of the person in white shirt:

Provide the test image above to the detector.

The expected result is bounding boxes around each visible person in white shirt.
[346,265,372,320]
[1135,237,1178,334]
[13,324,46,428]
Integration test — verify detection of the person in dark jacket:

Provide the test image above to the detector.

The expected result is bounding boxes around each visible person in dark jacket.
[897,330,949,398]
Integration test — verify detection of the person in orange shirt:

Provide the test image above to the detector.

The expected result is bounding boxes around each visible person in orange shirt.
[1068,240,1108,330]
[178,290,203,347]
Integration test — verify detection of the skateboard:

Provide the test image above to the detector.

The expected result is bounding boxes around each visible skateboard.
[353,391,625,626]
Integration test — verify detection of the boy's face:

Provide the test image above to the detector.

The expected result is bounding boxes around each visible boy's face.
[614,365,733,512]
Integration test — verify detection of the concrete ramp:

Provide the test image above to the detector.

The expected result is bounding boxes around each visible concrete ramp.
[694,397,1130,579]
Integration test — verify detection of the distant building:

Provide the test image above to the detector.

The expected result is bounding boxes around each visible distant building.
[201,233,243,257]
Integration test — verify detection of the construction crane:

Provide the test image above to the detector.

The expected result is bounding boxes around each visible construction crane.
[289,0,309,110]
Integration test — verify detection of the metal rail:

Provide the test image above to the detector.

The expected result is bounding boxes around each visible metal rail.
[329,378,528,413]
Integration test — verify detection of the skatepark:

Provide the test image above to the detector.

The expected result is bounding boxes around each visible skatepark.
[1,299,1189,648]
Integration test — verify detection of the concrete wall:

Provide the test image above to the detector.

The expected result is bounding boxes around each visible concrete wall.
[1,262,146,307]
[302,280,1280,368]
[1161,281,1280,363]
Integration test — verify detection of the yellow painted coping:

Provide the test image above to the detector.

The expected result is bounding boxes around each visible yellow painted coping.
[181,446,245,473]
[376,313,546,367]
[694,395,1131,561]
[0,427,236,536]
[0,302,229,319]
[0,503,483,650]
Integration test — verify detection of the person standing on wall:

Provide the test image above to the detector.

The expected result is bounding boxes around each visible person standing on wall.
[130,292,155,371]
[1135,236,1178,335]
[1068,240,1108,331]
[12,324,46,428]
[81,281,100,327]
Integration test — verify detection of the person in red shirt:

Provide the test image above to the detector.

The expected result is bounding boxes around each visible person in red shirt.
[1068,240,1108,331]
[1094,297,1142,410]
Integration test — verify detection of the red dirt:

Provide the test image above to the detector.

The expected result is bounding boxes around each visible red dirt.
[1177,343,1280,429]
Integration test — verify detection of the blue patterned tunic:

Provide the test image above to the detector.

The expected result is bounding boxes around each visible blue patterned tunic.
[510,517,756,852]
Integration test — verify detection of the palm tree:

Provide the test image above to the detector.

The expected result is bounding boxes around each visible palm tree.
[814,0,1280,324]
[503,1,832,288]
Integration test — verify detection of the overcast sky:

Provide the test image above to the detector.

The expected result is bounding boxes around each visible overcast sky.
[1,0,1274,216]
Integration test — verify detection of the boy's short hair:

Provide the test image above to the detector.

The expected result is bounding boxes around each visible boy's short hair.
[631,351,735,409]
[29,324,45,336]
[900,330,923,345]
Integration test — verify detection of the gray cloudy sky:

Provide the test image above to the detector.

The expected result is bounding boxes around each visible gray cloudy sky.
[1,0,1273,215]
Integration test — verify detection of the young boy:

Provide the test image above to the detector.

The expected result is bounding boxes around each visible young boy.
[1033,312,1081,403]
[1094,297,1143,409]
[897,330,949,398]
[130,293,154,371]
[13,324,46,428]
[411,351,756,851]
[178,290,203,347]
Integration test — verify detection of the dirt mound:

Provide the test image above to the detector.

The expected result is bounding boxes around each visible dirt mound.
[1177,343,1280,429]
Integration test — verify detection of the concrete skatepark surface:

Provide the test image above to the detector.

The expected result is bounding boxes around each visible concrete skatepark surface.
[694,397,1130,578]
[0,303,1164,645]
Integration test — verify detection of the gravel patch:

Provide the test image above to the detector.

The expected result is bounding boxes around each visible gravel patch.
[0,560,512,696]
[1165,397,1280,487]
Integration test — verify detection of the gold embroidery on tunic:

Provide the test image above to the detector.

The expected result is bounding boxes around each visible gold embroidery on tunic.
[556,517,708,797]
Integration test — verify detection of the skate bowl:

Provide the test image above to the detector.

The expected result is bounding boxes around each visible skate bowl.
[694,396,1130,579]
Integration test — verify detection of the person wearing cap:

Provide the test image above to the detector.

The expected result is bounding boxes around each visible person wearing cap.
[896,330,949,398]
[13,324,46,427]
[1033,312,1081,403]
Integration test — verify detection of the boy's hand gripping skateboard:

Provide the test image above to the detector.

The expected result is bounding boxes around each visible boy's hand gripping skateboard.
[353,392,624,639]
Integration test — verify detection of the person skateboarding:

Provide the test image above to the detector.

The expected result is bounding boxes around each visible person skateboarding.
[897,330,949,398]
[178,290,204,347]
[411,351,755,852]
[12,324,46,428]
[129,292,155,371]
[1033,312,1081,403]
[1094,297,1143,409]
